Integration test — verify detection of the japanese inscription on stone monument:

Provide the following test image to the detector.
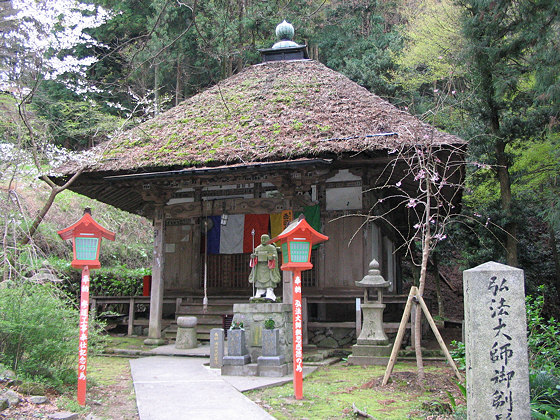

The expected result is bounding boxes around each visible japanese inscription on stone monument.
[463,262,530,420]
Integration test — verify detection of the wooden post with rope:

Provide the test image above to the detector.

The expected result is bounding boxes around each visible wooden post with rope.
[382,286,462,386]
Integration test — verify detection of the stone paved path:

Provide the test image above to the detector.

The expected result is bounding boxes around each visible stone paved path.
[130,356,275,420]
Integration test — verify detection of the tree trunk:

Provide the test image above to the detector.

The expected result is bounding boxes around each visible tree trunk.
[480,57,518,267]
[175,56,183,106]
[415,177,432,383]
[495,138,517,266]
[549,224,560,295]
[19,171,83,247]
[154,62,160,116]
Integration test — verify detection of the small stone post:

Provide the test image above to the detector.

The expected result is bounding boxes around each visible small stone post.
[463,262,530,420]
[210,328,224,368]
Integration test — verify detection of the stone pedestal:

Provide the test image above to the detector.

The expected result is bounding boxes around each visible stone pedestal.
[175,316,197,349]
[348,303,391,365]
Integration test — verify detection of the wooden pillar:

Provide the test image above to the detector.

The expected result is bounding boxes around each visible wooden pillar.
[145,205,166,345]
[128,297,135,337]
[282,270,292,303]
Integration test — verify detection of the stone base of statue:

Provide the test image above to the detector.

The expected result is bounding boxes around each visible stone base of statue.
[347,343,393,365]
[230,303,292,363]
[221,303,292,377]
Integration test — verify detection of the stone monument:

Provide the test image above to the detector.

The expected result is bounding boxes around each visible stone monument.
[221,327,251,375]
[209,328,224,368]
[463,261,530,420]
[348,259,392,365]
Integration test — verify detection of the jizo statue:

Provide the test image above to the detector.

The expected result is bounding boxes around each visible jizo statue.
[249,234,281,300]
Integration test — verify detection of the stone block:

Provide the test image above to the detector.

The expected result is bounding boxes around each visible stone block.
[463,261,530,420]
[221,363,258,376]
[257,364,289,377]
[210,328,224,369]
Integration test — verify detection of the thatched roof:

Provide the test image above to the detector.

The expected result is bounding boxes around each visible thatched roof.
[62,60,463,175]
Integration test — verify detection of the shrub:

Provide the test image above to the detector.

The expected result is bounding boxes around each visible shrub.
[264,318,276,330]
[0,281,104,389]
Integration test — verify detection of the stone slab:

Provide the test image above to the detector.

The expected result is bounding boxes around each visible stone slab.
[350,343,392,357]
[257,364,289,377]
[257,355,286,366]
[221,363,259,377]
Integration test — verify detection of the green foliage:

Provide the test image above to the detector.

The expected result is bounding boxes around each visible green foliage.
[394,0,464,91]
[264,318,275,330]
[530,370,560,419]
[31,81,127,150]
[316,1,403,99]
[530,370,560,406]
[526,287,560,374]
[0,281,104,389]
[450,340,466,371]
[90,266,148,296]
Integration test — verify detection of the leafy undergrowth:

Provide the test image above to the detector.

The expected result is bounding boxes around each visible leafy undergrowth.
[246,361,465,420]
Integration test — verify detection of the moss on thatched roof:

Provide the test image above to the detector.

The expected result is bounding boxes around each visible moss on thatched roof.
[73,60,464,174]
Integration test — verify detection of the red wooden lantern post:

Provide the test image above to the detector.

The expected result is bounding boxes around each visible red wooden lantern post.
[58,208,115,406]
[268,215,328,400]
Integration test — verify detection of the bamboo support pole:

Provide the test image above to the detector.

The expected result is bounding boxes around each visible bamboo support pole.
[382,286,416,386]
[416,293,462,381]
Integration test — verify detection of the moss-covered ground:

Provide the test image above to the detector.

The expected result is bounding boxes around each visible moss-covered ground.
[246,361,465,419]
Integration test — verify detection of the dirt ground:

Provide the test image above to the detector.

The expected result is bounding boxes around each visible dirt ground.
[0,360,138,420]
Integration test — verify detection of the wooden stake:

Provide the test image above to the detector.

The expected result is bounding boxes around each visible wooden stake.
[416,293,462,381]
[382,286,416,386]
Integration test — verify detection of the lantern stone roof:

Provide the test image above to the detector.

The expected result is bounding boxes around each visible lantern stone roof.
[57,59,464,177]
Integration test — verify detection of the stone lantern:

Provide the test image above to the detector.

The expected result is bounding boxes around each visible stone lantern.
[348,259,392,365]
